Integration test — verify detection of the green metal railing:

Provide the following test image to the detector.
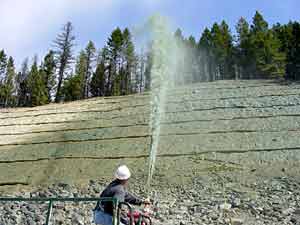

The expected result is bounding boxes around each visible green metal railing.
[0,197,119,225]
[0,197,152,225]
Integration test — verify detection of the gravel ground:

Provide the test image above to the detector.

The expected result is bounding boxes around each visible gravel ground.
[1,173,300,225]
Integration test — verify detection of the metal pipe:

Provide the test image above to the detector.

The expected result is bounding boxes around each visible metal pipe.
[0,197,115,202]
[45,200,53,225]
[0,197,119,224]
[118,202,133,225]
[142,215,152,225]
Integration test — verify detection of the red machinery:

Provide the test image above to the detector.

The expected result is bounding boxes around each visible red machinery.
[126,202,152,225]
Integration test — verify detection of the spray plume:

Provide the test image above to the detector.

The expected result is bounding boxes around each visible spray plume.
[144,14,180,188]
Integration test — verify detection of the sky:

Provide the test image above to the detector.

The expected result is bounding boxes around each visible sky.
[0,0,299,68]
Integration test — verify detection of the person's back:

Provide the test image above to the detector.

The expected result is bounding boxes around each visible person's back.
[98,179,125,215]
[93,165,148,225]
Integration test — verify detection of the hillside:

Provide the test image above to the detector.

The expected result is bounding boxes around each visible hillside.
[1,80,300,187]
[1,80,300,224]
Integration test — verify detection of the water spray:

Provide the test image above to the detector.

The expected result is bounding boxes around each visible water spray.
[145,15,178,190]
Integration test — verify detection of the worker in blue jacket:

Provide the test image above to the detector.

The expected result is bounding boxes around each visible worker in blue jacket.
[94,165,150,225]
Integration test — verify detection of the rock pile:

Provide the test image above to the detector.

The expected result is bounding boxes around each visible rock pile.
[1,175,299,225]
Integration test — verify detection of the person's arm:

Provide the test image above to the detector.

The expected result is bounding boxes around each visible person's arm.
[125,192,143,205]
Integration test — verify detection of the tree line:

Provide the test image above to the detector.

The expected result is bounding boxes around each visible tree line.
[175,11,300,83]
[0,11,299,108]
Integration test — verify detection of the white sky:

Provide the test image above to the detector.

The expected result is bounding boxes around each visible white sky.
[0,0,298,67]
[0,0,118,60]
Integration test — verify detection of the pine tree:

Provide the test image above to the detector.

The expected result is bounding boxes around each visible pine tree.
[250,11,286,78]
[221,21,235,79]
[112,72,121,96]
[3,57,16,107]
[42,50,56,102]
[144,49,153,91]
[0,50,7,82]
[198,28,214,81]
[121,28,135,95]
[272,22,293,53]
[17,58,30,106]
[236,17,253,79]
[27,57,48,106]
[250,11,269,77]
[74,50,87,98]
[210,21,234,79]
[186,35,198,82]
[0,50,7,106]
[259,31,286,77]
[286,22,300,80]
[210,23,222,79]
[107,27,123,96]
[134,48,147,93]
[62,74,82,101]
[53,22,75,102]
[83,41,96,98]
[251,11,268,34]
[91,58,106,97]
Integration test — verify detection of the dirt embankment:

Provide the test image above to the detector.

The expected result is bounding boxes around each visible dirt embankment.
[0,80,300,224]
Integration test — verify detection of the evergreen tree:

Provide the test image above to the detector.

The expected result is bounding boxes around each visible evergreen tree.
[258,31,286,77]
[2,57,16,107]
[62,74,82,101]
[220,21,235,79]
[53,22,75,102]
[286,22,300,80]
[107,27,123,96]
[16,58,28,106]
[17,58,30,106]
[0,50,7,106]
[74,50,87,98]
[235,17,254,79]
[42,50,56,102]
[27,57,48,106]
[83,41,96,98]
[198,28,215,81]
[272,22,293,53]
[210,23,222,79]
[134,48,147,93]
[251,11,268,33]
[91,58,106,97]
[121,28,135,95]
[186,35,199,82]
[210,21,234,79]
[144,49,153,91]
[250,11,286,78]
[1,13,300,108]
[112,70,121,96]
[0,50,7,82]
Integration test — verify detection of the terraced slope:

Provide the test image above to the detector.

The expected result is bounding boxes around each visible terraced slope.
[0,80,300,189]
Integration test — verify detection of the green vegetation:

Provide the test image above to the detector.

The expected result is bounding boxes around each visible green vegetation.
[0,11,300,108]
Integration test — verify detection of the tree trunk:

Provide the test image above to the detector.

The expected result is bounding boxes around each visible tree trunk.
[55,68,64,103]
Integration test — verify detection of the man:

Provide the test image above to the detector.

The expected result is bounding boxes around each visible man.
[94,165,150,225]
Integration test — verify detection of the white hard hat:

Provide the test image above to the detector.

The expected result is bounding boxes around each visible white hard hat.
[115,165,131,180]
